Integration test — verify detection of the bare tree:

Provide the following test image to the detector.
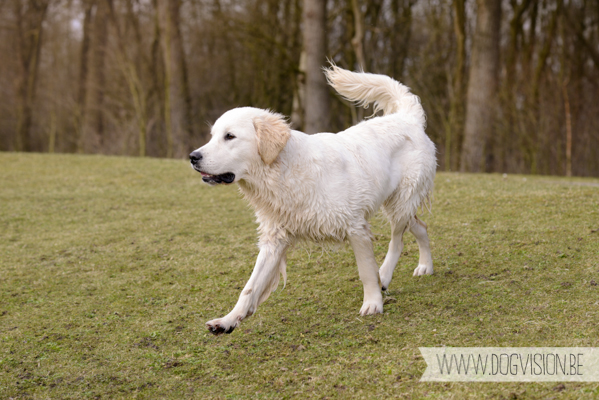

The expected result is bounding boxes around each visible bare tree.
[302,0,330,134]
[1,0,599,176]
[13,0,50,151]
[291,51,306,129]
[350,0,365,70]
[107,0,152,157]
[158,0,193,158]
[76,0,93,152]
[446,0,466,171]
[389,0,413,80]
[80,0,110,153]
[460,0,501,172]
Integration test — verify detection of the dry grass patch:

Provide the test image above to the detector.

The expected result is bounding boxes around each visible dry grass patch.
[1,153,599,398]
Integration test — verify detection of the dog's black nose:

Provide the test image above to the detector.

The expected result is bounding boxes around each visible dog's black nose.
[189,151,202,164]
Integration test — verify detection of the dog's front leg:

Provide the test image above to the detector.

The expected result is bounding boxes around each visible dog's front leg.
[206,236,288,335]
[348,225,384,316]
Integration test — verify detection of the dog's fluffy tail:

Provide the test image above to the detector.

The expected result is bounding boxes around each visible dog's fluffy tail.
[324,65,426,126]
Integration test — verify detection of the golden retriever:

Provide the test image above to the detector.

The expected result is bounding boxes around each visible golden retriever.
[190,66,436,334]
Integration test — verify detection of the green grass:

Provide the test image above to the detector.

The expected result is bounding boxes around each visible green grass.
[1,152,599,399]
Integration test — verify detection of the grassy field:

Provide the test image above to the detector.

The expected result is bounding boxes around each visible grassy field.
[1,152,599,399]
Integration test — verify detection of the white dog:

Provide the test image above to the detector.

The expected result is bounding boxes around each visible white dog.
[190,66,436,334]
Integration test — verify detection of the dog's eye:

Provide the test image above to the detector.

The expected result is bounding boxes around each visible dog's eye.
[224,133,236,141]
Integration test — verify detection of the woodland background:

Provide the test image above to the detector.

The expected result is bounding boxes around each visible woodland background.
[1,0,598,176]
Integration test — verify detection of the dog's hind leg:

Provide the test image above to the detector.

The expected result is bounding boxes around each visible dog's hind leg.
[348,222,384,316]
[378,219,409,290]
[410,216,433,276]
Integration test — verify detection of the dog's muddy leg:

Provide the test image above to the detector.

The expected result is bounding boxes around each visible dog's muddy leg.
[348,224,384,316]
[206,235,288,335]
[410,216,433,276]
[379,220,409,290]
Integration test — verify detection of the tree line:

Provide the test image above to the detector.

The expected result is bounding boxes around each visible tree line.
[0,0,597,176]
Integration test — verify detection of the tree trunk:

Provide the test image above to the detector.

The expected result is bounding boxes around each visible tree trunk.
[14,0,50,152]
[302,0,330,134]
[76,0,93,152]
[460,0,501,172]
[108,0,150,157]
[389,0,413,80]
[291,51,306,129]
[447,0,466,171]
[530,0,561,107]
[527,0,561,174]
[350,0,366,122]
[497,0,532,173]
[82,0,109,153]
[351,0,365,70]
[158,0,194,158]
[562,81,572,177]
[149,0,166,157]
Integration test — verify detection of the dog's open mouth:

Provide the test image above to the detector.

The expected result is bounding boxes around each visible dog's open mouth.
[199,171,235,185]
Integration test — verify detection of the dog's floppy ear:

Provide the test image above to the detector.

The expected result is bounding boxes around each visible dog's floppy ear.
[253,112,291,165]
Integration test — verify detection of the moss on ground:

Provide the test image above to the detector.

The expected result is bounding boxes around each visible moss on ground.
[1,153,598,399]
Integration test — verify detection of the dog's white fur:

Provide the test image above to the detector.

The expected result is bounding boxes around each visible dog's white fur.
[191,66,436,334]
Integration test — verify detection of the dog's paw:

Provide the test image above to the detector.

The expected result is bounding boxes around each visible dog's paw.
[360,301,383,316]
[206,318,236,335]
[413,264,433,276]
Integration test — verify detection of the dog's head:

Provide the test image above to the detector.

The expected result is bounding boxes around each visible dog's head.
[190,107,291,185]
